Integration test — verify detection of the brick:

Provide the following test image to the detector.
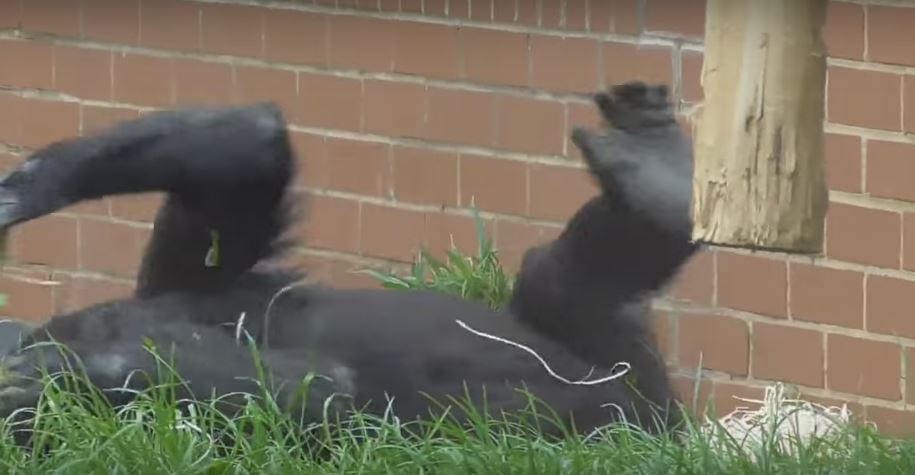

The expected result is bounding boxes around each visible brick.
[516,0,537,26]
[0,269,56,323]
[289,132,329,189]
[867,6,915,67]
[541,0,561,28]
[565,0,587,30]
[200,3,263,58]
[325,138,391,197]
[82,0,139,44]
[865,406,915,438]
[0,0,20,29]
[823,1,864,60]
[907,76,915,134]
[907,348,915,405]
[67,198,109,217]
[612,0,643,36]
[826,203,900,269]
[828,67,901,131]
[110,194,162,223]
[401,0,423,13]
[232,66,297,119]
[54,46,112,101]
[589,0,612,33]
[680,51,704,103]
[461,28,529,87]
[824,133,861,193]
[327,15,395,73]
[717,252,787,318]
[528,164,599,222]
[20,98,79,149]
[424,88,496,148]
[493,220,562,273]
[294,254,380,290]
[495,96,564,155]
[360,203,426,262]
[81,105,139,135]
[78,219,150,277]
[140,0,200,51]
[867,140,915,202]
[789,263,863,329]
[644,0,706,38]
[53,275,133,313]
[10,216,78,269]
[867,276,915,340]
[470,0,492,20]
[363,80,426,138]
[113,54,173,108]
[173,59,233,106]
[669,250,714,305]
[752,323,824,387]
[263,10,327,67]
[566,100,603,130]
[392,146,458,207]
[904,213,915,272]
[460,155,527,216]
[678,313,749,376]
[828,334,901,400]
[603,42,673,87]
[426,0,447,16]
[20,0,80,36]
[0,94,22,145]
[379,0,399,11]
[295,73,362,131]
[530,36,600,93]
[302,195,361,254]
[424,213,489,258]
[393,22,460,79]
[493,0,514,22]
[0,40,54,90]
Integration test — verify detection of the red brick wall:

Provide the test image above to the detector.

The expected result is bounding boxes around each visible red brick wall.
[1,0,914,435]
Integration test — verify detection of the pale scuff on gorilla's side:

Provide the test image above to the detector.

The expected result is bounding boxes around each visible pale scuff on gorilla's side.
[0,81,697,438]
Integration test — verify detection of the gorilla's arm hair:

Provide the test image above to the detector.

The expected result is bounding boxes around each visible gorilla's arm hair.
[0,103,296,297]
[508,84,697,405]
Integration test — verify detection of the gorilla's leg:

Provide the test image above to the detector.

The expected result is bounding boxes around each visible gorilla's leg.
[0,103,297,299]
[509,82,697,428]
[0,298,353,423]
[0,104,330,428]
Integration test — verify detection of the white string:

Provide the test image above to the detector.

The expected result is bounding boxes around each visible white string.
[235,312,247,343]
[454,319,631,386]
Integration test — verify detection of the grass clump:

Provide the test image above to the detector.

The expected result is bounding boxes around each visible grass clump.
[1,367,914,474]
[362,209,513,310]
[0,213,912,473]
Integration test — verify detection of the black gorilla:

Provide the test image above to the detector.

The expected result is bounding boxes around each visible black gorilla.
[0,81,696,437]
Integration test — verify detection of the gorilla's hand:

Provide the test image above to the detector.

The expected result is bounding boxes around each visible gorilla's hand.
[571,81,694,238]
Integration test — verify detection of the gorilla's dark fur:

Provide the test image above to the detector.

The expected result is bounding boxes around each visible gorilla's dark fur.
[0,81,697,437]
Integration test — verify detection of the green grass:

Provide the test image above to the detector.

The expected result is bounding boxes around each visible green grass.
[0,214,913,473]
[361,208,513,310]
[1,362,913,474]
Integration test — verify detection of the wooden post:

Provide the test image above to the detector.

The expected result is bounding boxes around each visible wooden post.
[691,0,829,254]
